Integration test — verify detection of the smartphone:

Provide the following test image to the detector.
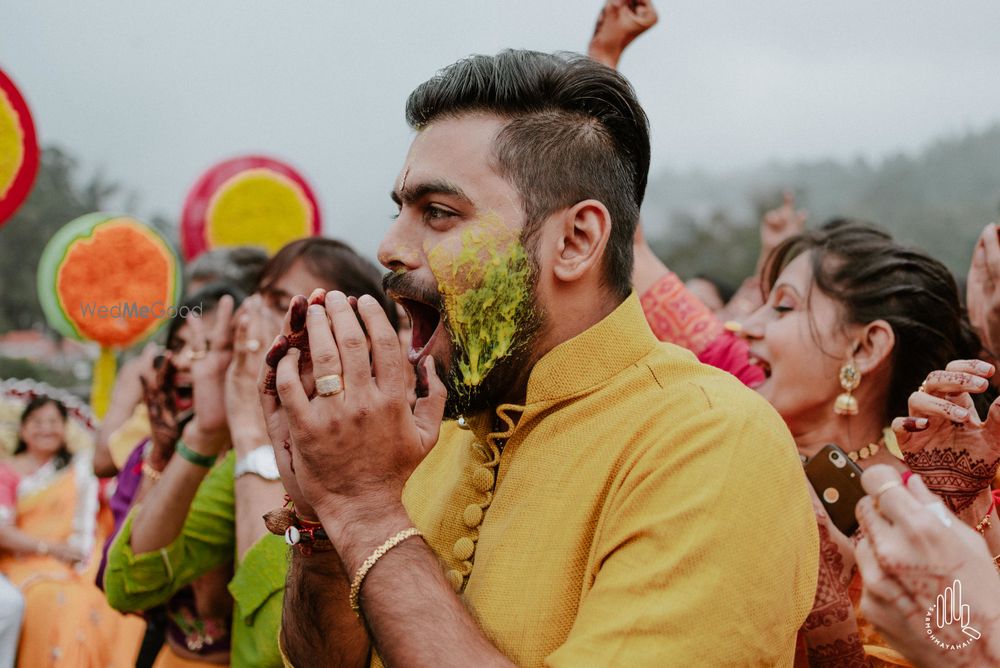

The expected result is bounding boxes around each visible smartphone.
[804,444,866,536]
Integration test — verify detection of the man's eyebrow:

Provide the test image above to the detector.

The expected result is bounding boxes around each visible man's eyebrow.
[390,179,472,207]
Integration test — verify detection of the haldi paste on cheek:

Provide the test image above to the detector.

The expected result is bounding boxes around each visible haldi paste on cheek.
[427,213,532,394]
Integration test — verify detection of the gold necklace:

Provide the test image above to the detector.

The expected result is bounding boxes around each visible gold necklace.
[847,438,883,463]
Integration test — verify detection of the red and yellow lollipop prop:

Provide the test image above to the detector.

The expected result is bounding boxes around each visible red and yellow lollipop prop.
[181,155,321,260]
[0,68,39,226]
[37,213,181,417]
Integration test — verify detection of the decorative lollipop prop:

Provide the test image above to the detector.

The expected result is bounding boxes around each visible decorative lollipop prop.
[37,213,181,417]
[181,155,321,260]
[0,68,39,226]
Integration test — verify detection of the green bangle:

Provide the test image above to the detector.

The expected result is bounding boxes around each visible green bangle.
[176,440,217,468]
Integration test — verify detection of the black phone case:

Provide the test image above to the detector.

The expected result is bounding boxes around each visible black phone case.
[804,444,866,536]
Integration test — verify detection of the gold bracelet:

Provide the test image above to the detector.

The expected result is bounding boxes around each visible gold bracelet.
[349,527,422,615]
[141,461,163,481]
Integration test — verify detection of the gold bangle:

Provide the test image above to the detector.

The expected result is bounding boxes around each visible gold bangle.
[141,461,163,481]
[349,528,422,615]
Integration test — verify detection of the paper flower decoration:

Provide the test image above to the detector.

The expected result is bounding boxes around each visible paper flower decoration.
[181,155,321,260]
[0,68,39,226]
[37,213,181,416]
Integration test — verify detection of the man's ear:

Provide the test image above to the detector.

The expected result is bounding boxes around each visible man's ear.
[551,199,611,283]
[853,319,895,376]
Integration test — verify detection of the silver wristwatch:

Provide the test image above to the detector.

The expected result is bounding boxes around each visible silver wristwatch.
[234,445,281,481]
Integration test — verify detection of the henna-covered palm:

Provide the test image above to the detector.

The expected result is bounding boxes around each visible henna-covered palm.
[262,292,321,398]
[894,360,1000,513]
[803,488,867,665]
[258,291,326,521]
[855,467,1000,668]
[141,351,181,467]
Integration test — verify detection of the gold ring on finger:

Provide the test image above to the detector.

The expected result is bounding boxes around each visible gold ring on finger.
[872,480,902,511]
[316,374,344,397]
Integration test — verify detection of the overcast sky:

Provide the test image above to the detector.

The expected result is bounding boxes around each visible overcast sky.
[3,0,1000,257]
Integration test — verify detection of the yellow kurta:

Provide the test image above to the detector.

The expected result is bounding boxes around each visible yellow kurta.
[401,294,819,666]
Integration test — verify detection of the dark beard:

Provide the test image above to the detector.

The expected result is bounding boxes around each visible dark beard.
[438,291,543,419]
[385,252,544,421]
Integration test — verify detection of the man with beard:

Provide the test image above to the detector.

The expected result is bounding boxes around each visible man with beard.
[260,50,818,666]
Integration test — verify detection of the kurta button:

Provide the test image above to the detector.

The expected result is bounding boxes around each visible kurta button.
[453,536,476,561]
[463,504,484,528]
[445,569,464,592]
[472,468,494,493]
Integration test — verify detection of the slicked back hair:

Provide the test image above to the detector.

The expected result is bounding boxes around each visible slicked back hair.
[406,50,651,299]
[763,219,986,421]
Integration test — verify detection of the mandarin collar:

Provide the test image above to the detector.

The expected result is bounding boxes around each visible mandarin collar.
[523,293,657,405]
[452,293,658,443]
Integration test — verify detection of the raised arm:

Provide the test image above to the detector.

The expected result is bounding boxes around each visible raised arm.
[587,0,659,70]
[93,343,159,477]
[967,222,1000,363]
[226,295,286,560]
[129,296,234,554]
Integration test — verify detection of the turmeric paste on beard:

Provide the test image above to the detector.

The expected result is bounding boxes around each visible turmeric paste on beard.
[427,213,534,399]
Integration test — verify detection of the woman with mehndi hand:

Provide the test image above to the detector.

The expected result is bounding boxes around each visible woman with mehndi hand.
[735,220,988,667]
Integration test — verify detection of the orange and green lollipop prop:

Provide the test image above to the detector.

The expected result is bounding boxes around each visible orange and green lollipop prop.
[0,68,39,226]
[181,155,321,260]
[37,213,181,417]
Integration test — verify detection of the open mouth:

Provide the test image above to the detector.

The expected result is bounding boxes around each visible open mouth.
[395,296,443,365]
[748,354,772,379]
[174,383,194,412]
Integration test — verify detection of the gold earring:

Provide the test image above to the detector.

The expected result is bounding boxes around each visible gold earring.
[834,356,861,416]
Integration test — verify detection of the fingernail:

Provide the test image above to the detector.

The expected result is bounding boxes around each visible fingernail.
[359,294,378,307]
[975,376,989,388]
[903,417,928,432]
[290,296,308,330]
[328,291,347,305]
[308,304,325,317]
[953,407,969,420]
[308,289,326,306]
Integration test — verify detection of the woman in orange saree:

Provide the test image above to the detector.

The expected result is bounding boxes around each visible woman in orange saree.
[0,396,144,667]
